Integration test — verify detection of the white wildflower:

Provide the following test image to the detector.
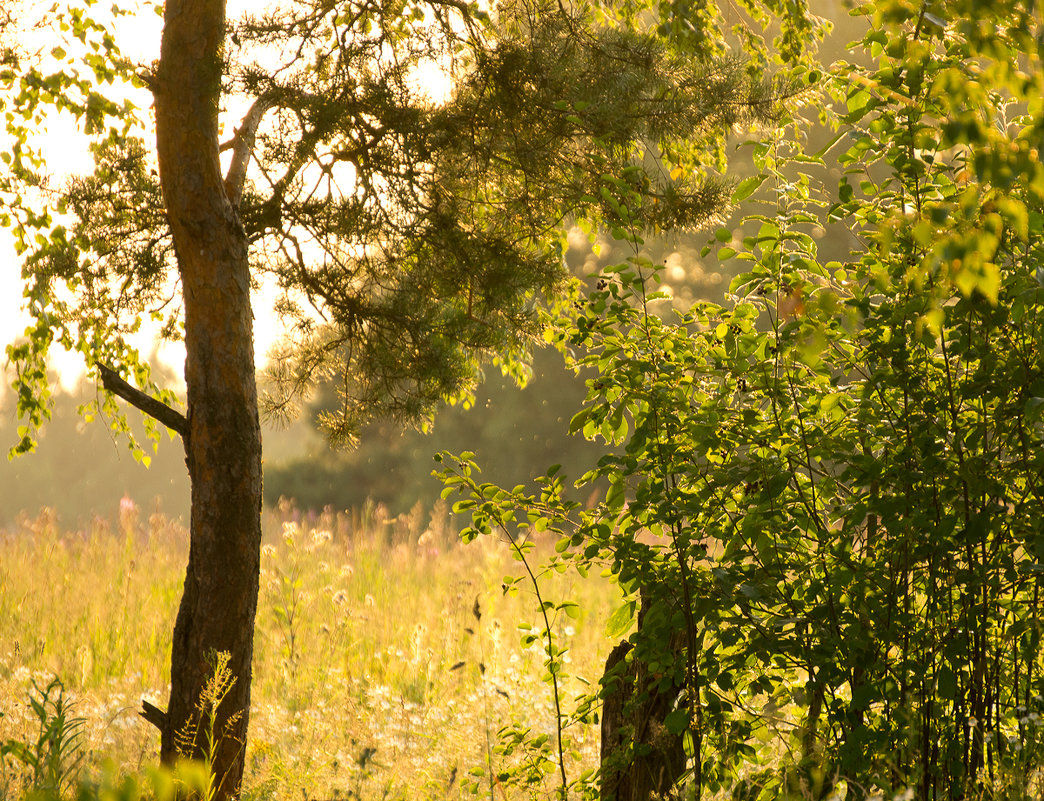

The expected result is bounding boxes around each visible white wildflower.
[282,521,299,546]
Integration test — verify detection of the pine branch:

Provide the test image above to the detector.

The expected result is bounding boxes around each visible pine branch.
[96,362,188,439]
[223,93,277,208]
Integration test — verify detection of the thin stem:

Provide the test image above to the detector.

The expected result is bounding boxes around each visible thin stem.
[504,531,570,798]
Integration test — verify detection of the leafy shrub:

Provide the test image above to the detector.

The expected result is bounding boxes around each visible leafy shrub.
[440,0,1044,797]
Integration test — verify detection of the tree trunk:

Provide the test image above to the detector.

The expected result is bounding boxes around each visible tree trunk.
[153,0,263,798]
[600,596,687,801]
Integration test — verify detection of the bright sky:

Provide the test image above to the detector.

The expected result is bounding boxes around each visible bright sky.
[1,0,459,395]
[1,0,291,392]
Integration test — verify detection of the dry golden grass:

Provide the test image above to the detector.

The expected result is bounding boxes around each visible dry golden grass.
[0,498,619,800]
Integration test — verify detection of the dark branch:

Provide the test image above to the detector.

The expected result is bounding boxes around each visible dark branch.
[96,362,188,439]
[140,699,167,731]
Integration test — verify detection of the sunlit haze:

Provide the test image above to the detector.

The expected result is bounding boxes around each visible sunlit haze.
[1,0,355,392]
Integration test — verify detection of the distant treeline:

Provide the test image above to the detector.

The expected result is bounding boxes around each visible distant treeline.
[0,379,191,526]
[0,235,742,524]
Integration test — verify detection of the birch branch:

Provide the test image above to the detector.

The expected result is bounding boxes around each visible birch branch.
[96,362,189,439]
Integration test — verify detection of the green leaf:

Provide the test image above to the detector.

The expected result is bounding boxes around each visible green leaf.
[561,602,581,620]
[845,87,871,120]
[936,665,957,698]
[664,707,690,735]
[605,600,635,638]
[732,174,768,202]
[1024,396,1044,423]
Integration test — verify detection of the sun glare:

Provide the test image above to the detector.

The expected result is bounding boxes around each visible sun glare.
[2,0,360,390]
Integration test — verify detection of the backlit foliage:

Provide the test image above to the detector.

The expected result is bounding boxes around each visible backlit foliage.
[440,0,1044,797]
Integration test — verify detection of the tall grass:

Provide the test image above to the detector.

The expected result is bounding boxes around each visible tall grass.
[0,498,617,799]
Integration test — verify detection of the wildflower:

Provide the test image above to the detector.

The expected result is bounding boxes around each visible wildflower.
[261,544,276,558]
[119,495,139,532]
[365,593,376,608]
[417,528,440,556]
[282,521,300,546]
[333,590,349,607]
[340,563,355,579]
[312,529,332,546]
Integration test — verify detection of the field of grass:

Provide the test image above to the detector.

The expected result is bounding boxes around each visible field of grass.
[0,498,620,800]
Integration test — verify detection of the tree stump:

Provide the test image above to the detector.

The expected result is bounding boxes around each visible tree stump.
[599,622,687,800]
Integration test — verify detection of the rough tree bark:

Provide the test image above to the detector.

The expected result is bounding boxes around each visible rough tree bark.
[151,0,263,796]
[600,596,687,801]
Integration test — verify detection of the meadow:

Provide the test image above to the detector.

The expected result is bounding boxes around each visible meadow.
[0,498,618,800]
